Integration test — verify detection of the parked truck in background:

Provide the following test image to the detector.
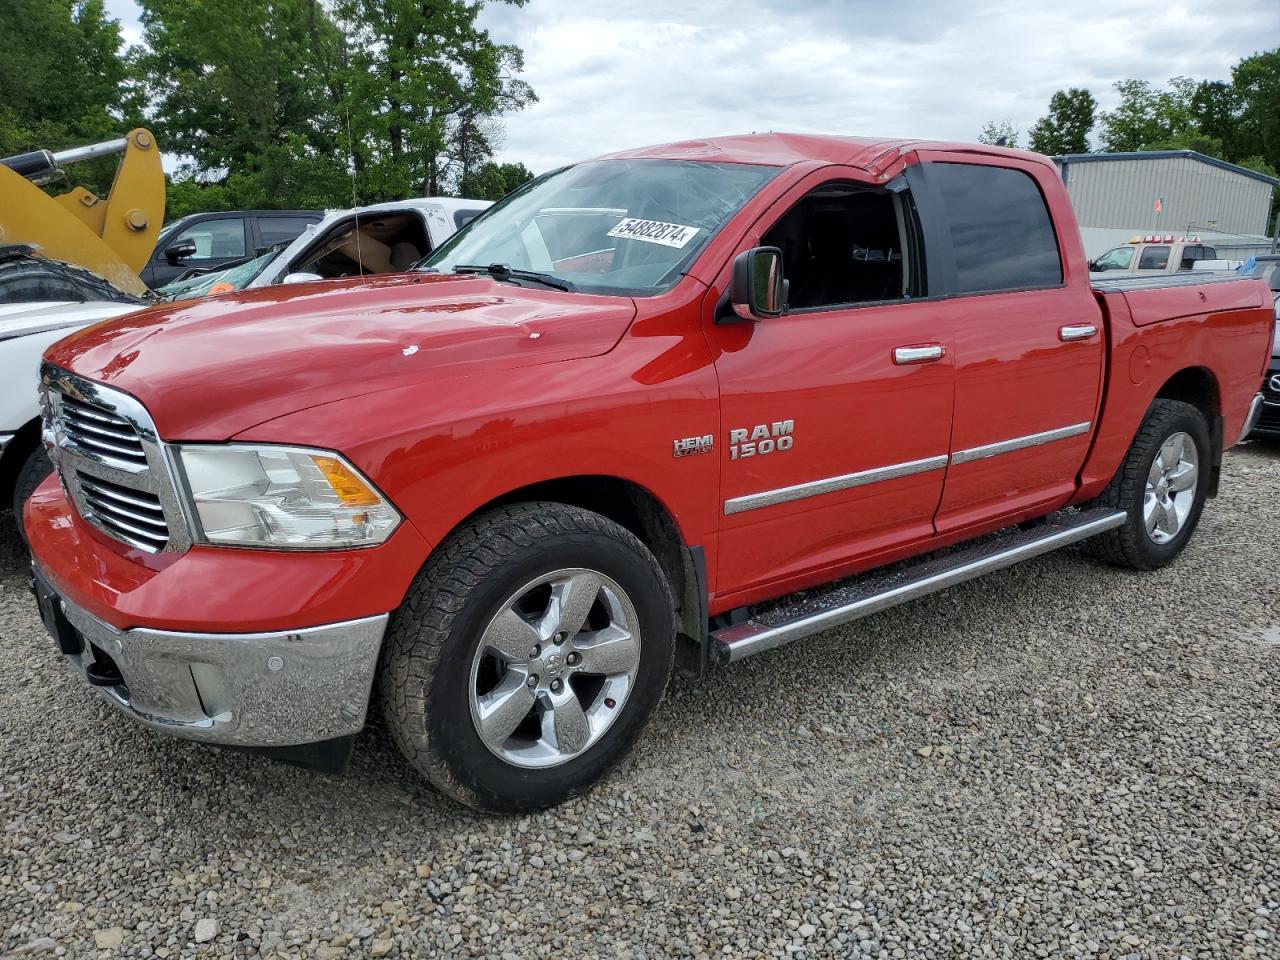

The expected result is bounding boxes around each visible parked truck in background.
[25,134,1274,812]
[1089,235,1220,276]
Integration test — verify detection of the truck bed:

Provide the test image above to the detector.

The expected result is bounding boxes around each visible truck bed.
[1092,271,1268,327]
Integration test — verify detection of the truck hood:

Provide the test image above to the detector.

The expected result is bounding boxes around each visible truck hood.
[45,274,636,439]
[0,300,139,343]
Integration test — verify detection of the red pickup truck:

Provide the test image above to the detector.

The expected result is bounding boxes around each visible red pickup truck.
[26,134,1273,812]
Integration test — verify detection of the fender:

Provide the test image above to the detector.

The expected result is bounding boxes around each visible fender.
[1073,285,1272,503]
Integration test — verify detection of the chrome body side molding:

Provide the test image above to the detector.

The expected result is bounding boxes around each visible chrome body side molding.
[723,421,1093,515]
[949,421,1091,465]
[723,454,948,516]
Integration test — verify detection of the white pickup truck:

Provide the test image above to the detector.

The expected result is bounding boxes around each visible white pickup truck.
[1089,235,1220,276]
[1,197,493,528]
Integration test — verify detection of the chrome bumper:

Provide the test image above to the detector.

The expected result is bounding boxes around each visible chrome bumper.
[1241,392,1265,442]
[35,569,389,747]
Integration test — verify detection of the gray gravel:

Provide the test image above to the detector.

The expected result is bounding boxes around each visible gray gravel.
[2,445,1279,959]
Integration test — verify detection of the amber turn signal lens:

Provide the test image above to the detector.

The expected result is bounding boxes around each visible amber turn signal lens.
[314,455,382,507]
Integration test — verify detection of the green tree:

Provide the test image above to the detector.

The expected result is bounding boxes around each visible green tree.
[977,119,1019,148]
[1027,88,1096,155]
[1099,77,1199,151]
[459,160,534,200]
[332,0,536,200]
[137,0,347,207]
[1231,49,1280,174]
[0,0,140,193]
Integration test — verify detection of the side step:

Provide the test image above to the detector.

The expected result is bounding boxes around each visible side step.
[711,507,1126,664]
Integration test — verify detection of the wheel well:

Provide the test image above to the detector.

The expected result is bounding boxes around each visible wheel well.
[0,417,42,510]
[1154,366,1220,422]
[475,476,705,667]
[1153,366,1222,495]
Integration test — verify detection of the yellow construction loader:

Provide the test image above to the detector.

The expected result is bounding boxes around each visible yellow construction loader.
[0,128,164,296]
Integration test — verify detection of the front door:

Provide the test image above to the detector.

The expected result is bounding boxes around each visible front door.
[705,169,955,607]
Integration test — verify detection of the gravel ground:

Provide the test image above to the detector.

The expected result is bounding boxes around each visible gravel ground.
[2,445,1278,959]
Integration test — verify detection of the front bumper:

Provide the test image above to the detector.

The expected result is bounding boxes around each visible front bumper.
[32,566,389,747]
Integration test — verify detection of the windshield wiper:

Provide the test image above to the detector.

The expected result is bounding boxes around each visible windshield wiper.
[452,263,575,292]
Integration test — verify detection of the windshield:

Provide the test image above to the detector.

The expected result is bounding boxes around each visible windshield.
[157,245,284,300]
[420,159,779,294]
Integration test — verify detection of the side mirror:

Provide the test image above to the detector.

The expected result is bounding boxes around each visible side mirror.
[1086,260,1099,271]
[728,246,786,322]
[282,271,323,285]
[164,241,197,264]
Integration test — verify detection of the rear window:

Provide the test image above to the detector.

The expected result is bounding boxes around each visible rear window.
[929,163,1062,294]
[453,208,486,229]
[258,216,317,247]
[1138,246,1170,270]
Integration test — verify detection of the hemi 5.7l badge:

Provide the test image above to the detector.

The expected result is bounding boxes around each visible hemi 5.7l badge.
[673,434,714,457]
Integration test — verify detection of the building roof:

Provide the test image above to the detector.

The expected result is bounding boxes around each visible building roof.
[1052,150,1279,187]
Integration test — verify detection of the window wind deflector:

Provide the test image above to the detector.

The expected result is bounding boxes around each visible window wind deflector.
[452,263,576,292]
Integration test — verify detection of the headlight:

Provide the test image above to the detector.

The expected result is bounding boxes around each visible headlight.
[175,444,400,548]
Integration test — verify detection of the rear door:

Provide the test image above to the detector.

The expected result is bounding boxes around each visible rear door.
[908,155,1105,535]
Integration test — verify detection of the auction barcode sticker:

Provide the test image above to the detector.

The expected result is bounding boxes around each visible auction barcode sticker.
[606,218,701,248]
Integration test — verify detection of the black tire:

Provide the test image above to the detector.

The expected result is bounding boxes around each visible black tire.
[12,445,53,545]
[1090,399,1211,570]
[380,502,675,813]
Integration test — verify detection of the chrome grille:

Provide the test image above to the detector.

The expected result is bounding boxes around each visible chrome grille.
[77,475,169,551]
[58,395,148,468]
[41,363,191,555]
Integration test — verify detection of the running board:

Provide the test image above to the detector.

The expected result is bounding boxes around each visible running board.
[711,508,1126,664]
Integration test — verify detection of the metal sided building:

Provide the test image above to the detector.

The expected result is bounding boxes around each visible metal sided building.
[1052,150,1278,259]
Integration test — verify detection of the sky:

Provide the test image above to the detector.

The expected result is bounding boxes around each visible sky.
[102,0,1275,174]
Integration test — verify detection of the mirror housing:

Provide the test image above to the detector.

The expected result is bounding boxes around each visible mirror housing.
[728,246,786,322]
[164,241,197,264]
[282,271,323,284]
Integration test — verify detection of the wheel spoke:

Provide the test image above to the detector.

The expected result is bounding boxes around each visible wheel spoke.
[475,671,535,747]
[1167,461,1197,492]
[1161,434,1184,467]
[484,609,542,661]
[1144,494,1162,535]
[547,689,590,754]
[573,625,640,676]
[541,571,602,640]
[1157,500,1179,536]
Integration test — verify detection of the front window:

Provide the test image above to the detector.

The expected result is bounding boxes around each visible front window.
[1092,246,1134,271]
[421,159,779,294]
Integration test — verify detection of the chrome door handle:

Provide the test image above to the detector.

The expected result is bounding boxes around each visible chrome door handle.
[893,345,945,365]
[1059,324,1098,342]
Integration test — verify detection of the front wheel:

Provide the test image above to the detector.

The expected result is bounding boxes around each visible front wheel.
[13,445,53,545]
[1090,399,1211,570]
[380,502,675,813]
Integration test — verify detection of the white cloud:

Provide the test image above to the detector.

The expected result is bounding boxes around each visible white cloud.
[100,0,1276,174]
[480,0,1275,172]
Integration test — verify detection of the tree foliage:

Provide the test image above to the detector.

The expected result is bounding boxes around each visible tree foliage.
[459,160,534,200]
[0,0,142,194]
[1027,88,1096,155]
[977,119,1019,149]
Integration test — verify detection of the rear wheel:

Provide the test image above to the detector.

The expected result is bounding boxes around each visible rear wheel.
[380,502,675,812]
[1090,399,1211,570]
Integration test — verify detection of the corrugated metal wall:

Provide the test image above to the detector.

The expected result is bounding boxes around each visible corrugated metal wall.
[1059,156,1273,236]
